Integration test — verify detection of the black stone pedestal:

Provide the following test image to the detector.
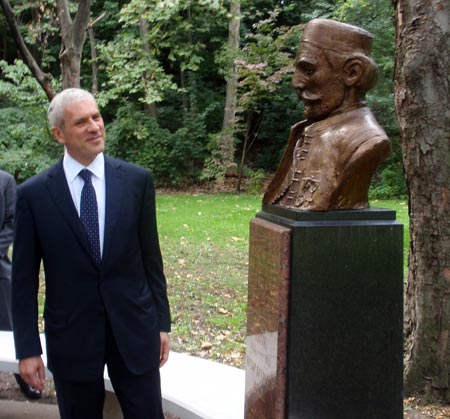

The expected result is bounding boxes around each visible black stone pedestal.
[257,206,403,419]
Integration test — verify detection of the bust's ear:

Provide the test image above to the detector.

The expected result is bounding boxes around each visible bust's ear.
[343,58,364,87]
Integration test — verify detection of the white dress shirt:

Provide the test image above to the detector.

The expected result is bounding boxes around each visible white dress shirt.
[62,152,106,256]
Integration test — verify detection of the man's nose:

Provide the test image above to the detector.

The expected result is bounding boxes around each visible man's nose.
[86,118,100,131]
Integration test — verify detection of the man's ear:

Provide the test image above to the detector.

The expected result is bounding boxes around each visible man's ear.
[343,58,364,87]
[52,127,65,145]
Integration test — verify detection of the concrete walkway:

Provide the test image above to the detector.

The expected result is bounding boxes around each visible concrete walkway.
[1,331,245,419]
[0,399,59,419]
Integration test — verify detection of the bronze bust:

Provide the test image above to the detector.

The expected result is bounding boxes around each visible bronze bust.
[263,19,390,211]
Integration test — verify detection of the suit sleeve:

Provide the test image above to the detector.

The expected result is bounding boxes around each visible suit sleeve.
[139,171,171,332]
[0,175,16,258]
[11,188,43,359]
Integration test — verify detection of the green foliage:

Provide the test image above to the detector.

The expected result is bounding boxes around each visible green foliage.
[97,31,179,106]
[295,0,336,20]
[245,167,266,194]
[97,0,227,107]
[237,8,300,112]
[106,102,213,186]
[0,60,59,182]
[370,136,407,199]
[0,59,49,106]
[106,103,177,183]
[201,155,227,183]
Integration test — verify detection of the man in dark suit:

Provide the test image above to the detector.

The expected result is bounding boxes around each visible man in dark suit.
[0,170,16,331]
[12,88,171,418]
[0,169,41,399]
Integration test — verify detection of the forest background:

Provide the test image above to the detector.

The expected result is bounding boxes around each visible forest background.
[0,0,405,200]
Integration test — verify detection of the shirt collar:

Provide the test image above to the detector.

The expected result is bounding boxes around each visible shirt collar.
[63,152,105,183]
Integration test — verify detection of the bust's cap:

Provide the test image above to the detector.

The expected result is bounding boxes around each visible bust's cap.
[302,19,373,56]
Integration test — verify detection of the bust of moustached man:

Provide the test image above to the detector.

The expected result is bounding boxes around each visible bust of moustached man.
[263,19,391,211]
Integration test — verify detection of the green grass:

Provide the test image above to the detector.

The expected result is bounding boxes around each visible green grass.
[156,194,410,367]
[371,198,410,274]
[156,193,259,366]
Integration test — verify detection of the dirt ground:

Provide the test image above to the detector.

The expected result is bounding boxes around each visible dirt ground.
[0,372,57,405]
[1,372,449,418]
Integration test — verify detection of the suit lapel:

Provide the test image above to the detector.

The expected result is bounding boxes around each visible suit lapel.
[102,157,124,263]
[45,160,93,260]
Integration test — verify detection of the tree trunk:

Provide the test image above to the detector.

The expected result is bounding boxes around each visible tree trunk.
[180,69,188,120]
[139,17,157,118]
[88,25,98,94]
[0,0,55,100]
[393,0,450,402]
[1,0,91,94]
[221,0,240,174]
[57,0,91,89]
[87,12,107,94]
[1,23,7,60]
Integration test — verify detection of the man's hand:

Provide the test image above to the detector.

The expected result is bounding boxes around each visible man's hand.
[159,332,170,368]
[18,356,45,392]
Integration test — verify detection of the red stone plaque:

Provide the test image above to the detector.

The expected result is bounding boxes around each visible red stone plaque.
[245,218,291,419]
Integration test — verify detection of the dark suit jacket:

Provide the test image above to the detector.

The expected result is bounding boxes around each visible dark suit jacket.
[0,170,15,280]
[0,170,16,330]
[12,156,171,381]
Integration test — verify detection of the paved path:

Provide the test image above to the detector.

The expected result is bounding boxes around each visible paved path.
[0,399,59,419]
[1,331,245,419]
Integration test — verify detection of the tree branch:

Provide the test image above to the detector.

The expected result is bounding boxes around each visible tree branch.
[0,0,55,100]
[56,0,72,36]
[73,0,91,46]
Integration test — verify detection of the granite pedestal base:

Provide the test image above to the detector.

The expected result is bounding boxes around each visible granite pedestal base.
[245,205,403,419]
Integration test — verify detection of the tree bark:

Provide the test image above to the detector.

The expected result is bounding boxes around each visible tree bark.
[57,0,91,89]
[88,25,98,94]
[393,0,450,402]
[139,17,157,118]
[0,0,55,100]
[221,0,240,173]
[1,22,7,60]
[87,12,107,94]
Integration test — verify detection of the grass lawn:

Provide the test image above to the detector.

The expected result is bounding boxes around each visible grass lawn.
[156,193,409,368]
[156,193,258,367]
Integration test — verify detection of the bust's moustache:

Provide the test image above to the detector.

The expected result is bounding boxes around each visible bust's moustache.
[300,92,322,102]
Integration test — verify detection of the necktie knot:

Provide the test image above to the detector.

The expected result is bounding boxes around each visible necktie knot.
[79,169,92,184]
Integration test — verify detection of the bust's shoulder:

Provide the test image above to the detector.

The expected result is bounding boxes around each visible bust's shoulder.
[315,107,388,147]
